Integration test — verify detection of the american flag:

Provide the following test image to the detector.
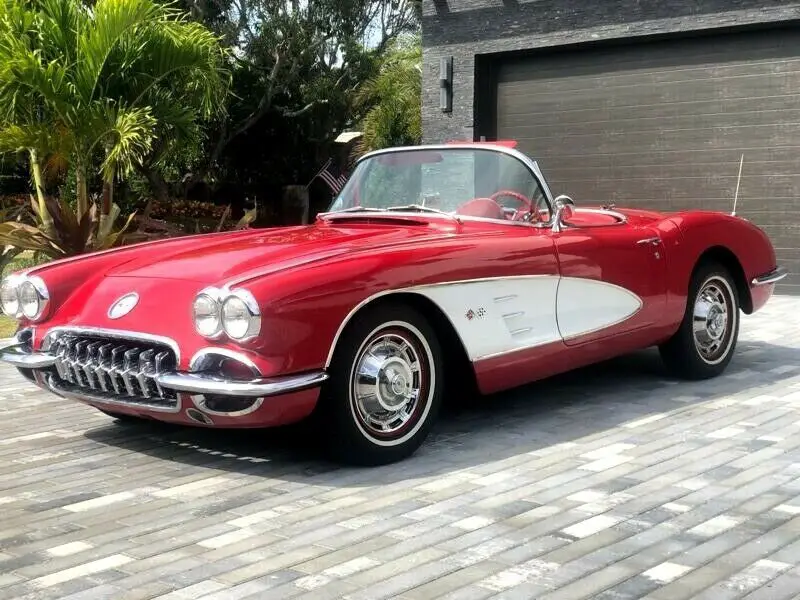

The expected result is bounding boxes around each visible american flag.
[309,158,348,194]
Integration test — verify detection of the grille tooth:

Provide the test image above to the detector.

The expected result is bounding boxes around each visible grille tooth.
[121,348,141,397]
[54,339,71,382]
[81,341,103,390]
[136,349,155,398]
[71,340,88,386]
[47,332,178,409]
[108,346,126,395]
[153,351,170,397]
[94,344,114,392]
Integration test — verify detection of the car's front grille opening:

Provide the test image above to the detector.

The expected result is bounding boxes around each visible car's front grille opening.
[48,332,179,409]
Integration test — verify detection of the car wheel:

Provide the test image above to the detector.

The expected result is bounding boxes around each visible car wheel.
[320,303,444,466]
[659,261,740,380]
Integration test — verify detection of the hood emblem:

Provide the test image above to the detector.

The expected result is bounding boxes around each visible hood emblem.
[108,293,139,319]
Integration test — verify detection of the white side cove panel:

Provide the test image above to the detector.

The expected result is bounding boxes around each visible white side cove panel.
[415,276,561,361]
[556,277,643,340]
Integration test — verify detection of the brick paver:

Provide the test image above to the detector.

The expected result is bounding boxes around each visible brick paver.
[1,296,799,599]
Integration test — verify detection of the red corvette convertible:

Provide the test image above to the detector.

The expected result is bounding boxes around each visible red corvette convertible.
[0,142,787,465]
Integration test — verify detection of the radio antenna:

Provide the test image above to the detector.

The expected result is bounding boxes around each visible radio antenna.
[731,154,744,216]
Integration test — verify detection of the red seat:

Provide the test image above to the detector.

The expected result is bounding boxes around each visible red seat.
[455,198,505,220]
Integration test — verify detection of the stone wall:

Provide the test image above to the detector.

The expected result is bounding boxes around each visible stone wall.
[421,0,800,142]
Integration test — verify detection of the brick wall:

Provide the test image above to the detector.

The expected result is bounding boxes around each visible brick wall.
[421,0,800,143]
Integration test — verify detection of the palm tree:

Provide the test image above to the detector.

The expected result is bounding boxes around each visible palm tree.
[358,35,422,152]
[0,0,228,254]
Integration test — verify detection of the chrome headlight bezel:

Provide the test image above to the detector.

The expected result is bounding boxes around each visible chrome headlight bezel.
[192,287,224,339]
[221,289,261,341]
[192,287,261,343]
[0,274,50,321]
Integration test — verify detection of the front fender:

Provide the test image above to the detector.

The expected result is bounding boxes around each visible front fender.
[668,212,779,312]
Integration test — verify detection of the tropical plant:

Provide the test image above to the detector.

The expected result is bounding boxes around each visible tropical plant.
[358,34,422,152]
[0,0,229,254]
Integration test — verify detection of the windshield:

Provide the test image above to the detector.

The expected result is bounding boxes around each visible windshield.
[327,147,552,223]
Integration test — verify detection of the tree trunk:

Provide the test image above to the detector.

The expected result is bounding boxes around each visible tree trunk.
[98,178,115,241]
[28,149,54,237]
[138,165,169,220]
[75,166,89,219]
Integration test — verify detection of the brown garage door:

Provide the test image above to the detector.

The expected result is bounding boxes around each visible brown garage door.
[496,28,800,293]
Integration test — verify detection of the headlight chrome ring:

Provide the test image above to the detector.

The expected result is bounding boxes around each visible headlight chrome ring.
[192,288,224,338]
[193,287,261,342]
[0,274,49,321]
[221,289,261,341]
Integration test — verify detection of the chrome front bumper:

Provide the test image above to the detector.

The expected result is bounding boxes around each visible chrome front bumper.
[752,266,788,286]
[0,333,327,399]
[153,370,328,397]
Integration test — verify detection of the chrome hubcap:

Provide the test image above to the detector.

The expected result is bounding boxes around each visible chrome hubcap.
[692,279,731,361]
[351,330,427,437]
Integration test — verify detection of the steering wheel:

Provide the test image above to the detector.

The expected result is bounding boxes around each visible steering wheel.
[489,190,537,221]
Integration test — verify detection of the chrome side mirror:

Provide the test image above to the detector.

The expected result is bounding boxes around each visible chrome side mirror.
[552,195,575,232]
[554,194,575,207]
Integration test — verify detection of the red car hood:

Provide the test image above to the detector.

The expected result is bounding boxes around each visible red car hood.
[105,223,451,284]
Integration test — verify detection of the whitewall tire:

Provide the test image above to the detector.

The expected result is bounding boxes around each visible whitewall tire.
[320,303,444,466]
[659,262,740,380]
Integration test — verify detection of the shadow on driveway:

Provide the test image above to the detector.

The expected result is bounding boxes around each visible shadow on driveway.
[81,340,794,485]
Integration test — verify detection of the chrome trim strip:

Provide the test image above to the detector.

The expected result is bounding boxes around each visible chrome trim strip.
[751,266,788,286]
[154,370,328,397]
[0,349,56,368]
[43,374,181,413]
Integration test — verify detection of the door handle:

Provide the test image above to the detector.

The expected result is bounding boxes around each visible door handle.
[636,237,661,246]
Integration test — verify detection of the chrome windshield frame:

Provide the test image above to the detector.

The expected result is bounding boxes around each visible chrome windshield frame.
[320,143,557,229]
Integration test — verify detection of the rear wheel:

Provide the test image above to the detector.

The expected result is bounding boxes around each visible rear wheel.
[659,262,740,380]
[319,303,444,466]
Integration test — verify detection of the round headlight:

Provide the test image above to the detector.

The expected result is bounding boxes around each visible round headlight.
[19,281,41,319]
[0,277,19,317]
[221,293,260,340]
[193,293,221,337]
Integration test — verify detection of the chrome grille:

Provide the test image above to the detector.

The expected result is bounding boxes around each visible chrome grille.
[48,333,178,409]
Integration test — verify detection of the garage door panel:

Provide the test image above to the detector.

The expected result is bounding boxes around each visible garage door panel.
[495,28,800,291]
[499,79,800,118]
[500,59,800,97]
[504,128,800,159]
[499,108,800,136]
[498,33,800,81]
[545,160,800,182]
[497,99,800,131]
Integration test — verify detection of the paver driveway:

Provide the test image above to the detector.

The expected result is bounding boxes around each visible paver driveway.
[1,296,800,600]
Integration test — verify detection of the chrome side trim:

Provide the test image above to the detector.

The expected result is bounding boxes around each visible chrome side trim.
[43,374,182,413]
[751,266,788,286]
[154,370,328,397]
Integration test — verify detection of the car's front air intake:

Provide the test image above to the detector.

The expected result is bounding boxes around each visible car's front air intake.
[47,332,179,409]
